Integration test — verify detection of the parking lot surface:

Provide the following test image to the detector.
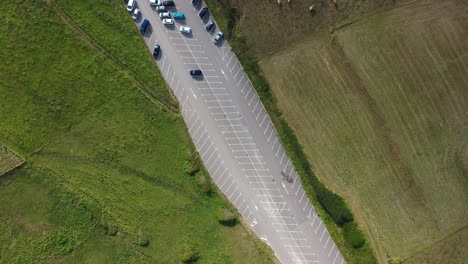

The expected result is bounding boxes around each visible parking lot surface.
[132,1,346,263]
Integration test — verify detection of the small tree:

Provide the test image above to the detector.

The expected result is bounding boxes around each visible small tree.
[217,208,237,226]
[181,248,199,263]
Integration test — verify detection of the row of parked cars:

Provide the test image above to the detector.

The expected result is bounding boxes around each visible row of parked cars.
[126,0,224,76]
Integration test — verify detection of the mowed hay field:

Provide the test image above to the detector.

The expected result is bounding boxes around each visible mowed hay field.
[0,0,274,263]
[260,0,468,262]
[0,144,23,176]
[222,0,394,56]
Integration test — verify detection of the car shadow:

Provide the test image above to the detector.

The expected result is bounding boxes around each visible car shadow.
[193,0,202,10]
[164,23,175,30]
[181,32,194,38]
[215,39,224,46]
[201,13,210,23]
[207,25,216,35]
[192,75,204,81]
[154,49,162,61]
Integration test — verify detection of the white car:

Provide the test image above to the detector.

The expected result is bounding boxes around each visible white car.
[179,26,192,34]
[127,0,136,11]
[155,5,166,12]
[150,0,162,6]
[132,8,140,20]
[159,12,171,19]
[162,19,174,25]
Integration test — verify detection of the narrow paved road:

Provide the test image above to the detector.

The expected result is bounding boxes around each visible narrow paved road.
[132,1,346,263]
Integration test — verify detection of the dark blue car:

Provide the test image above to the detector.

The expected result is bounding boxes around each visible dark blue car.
[140,19,150,34]
[205,20,215,31]
[189,69,202,76]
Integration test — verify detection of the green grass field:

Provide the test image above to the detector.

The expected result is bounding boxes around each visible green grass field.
[260,0,467,262]
[0,0,274,263]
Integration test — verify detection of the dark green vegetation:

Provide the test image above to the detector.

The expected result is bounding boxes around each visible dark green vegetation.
[343,223,365,249]
[205,0,374,263]
[217,209,237,227]
[0,0,275,263]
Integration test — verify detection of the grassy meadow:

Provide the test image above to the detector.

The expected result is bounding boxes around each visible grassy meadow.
[0,0,274,263]
[260,0,467,262]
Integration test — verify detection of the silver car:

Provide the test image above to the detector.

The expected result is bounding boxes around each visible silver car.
[159,12,171,19]
[162,19,174,25]
[155,5,166,12]
[132,8,140,20]
[179,26,192,34]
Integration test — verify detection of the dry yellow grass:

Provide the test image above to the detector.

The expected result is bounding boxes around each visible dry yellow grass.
[260,0,468,262]
[0,144,23,176]
[405,226,467,264]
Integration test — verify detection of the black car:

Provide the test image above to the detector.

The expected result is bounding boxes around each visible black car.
[189,69,202,76]
[140,19,150,34]
[163,0,175,6]
[205,20,215,31]
[152,45,161,58]
[199,7,208,18]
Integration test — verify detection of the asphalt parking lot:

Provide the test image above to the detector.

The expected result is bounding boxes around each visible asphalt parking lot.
[131,1,346,263]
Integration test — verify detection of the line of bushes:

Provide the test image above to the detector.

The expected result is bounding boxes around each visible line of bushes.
[204,1,376,262]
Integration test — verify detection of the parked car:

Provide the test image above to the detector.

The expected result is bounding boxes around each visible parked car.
[150,0,161,5]
[140,19,150,34]
[159,12,171,19]
[189,69,202,76]
[179,26,192,34]
[152,45,161,58]
[199,7,208,18]
[163,0,175,6]
[213,31,224,44]
[132,8,140,20]
[127,0,136,12]
[205,20,215,31]
[155,5,166,12]
[172,12,185,20]
[162,18,174,25]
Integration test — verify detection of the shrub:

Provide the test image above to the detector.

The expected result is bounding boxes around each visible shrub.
[184,151,200,176]
[138,239,149,247]
[185,161,199,176]
[315,184,353,226]
[216,208,237,226]
[196,174,212,195]
[106,225,118,236]
[343,222,365,249]
[181,248,199,263]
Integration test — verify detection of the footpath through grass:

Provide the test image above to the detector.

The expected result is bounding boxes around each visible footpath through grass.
[0,0,275,263]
